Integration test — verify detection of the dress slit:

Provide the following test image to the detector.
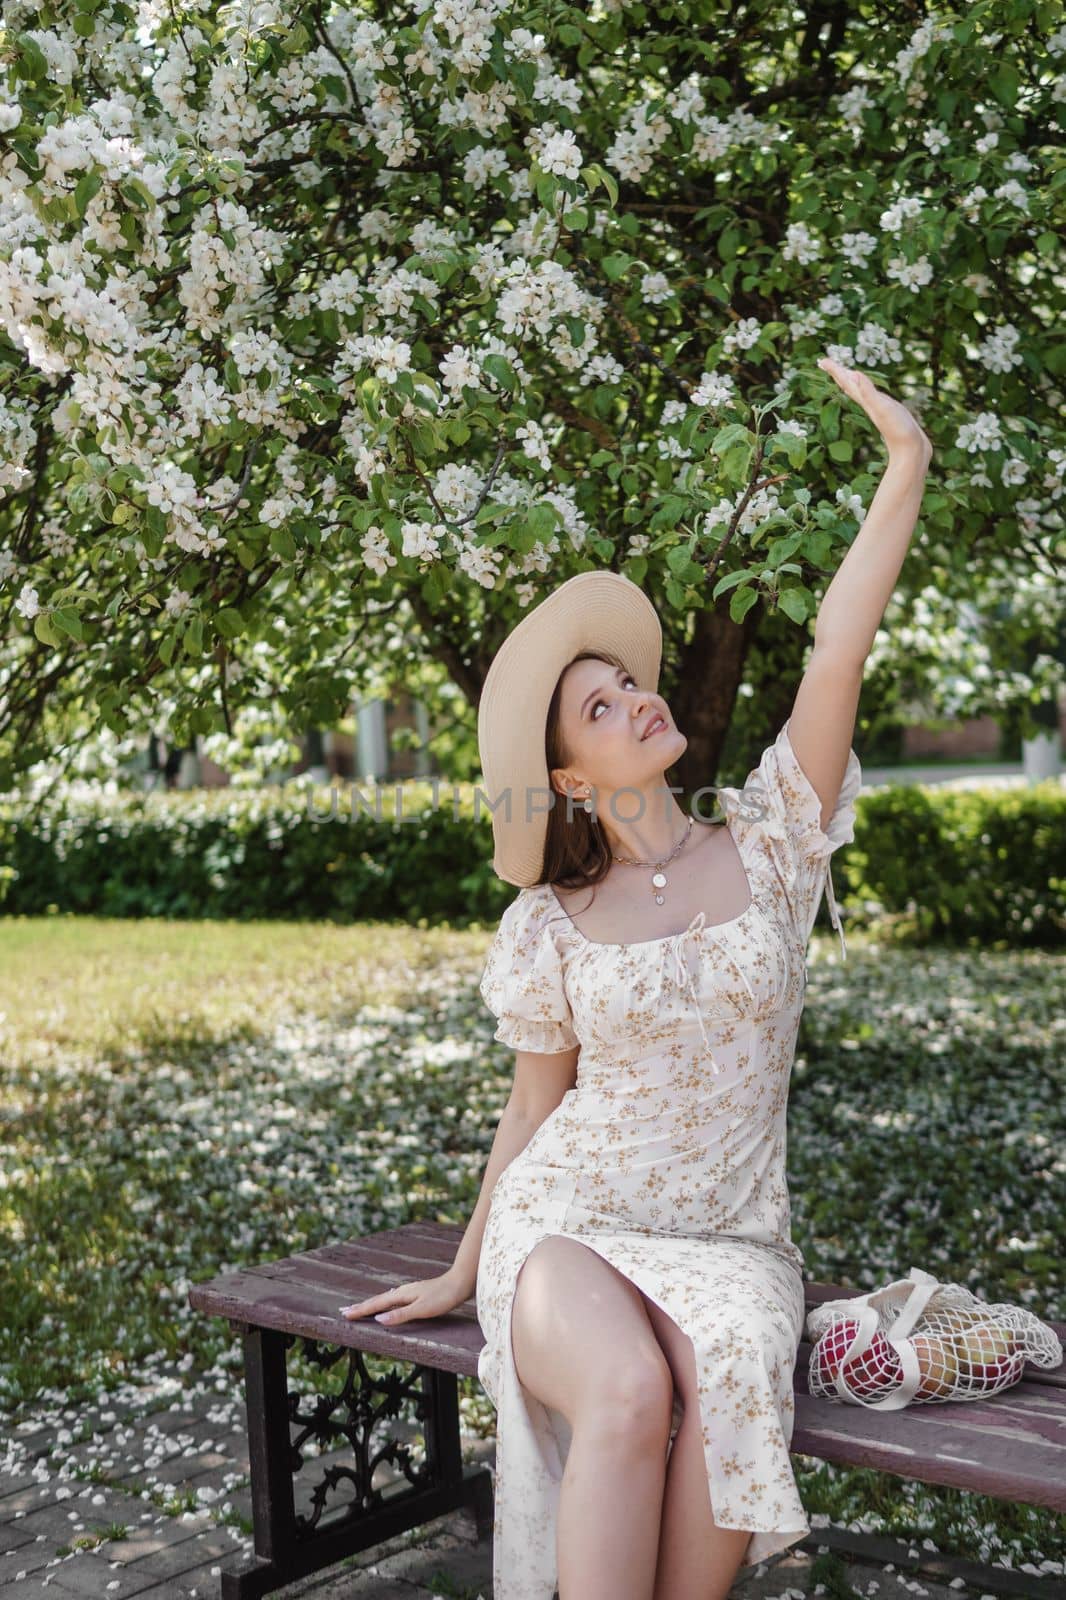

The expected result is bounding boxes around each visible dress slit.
[485,1214,811,1599]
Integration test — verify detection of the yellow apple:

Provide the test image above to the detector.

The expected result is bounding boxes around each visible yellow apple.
[955,1321,1024,1391]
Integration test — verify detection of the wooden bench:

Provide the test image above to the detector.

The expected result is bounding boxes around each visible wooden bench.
[188,1221,1066,1600]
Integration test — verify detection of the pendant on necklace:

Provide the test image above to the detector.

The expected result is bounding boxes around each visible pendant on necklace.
[652,869,667,905]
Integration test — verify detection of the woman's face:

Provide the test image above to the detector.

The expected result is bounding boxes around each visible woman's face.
[549,657,687,805]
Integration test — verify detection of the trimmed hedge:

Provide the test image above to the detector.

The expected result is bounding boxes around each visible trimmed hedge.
[1,777,1062,945]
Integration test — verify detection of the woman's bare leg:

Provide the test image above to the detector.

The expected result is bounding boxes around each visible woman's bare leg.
[510,1237,675,1600]
[640,1293,754,1600]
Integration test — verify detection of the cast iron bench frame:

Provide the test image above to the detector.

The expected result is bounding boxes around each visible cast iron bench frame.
[188,1221,1066,1600]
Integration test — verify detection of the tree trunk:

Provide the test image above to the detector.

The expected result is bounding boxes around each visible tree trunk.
[663,597,811,801]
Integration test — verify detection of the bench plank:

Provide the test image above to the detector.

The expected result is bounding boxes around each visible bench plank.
[793,1363,1066,1510]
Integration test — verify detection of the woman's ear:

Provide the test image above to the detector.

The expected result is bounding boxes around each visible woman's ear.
[549,766,575,801]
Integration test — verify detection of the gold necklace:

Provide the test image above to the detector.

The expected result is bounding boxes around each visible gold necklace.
[611,816,694,906]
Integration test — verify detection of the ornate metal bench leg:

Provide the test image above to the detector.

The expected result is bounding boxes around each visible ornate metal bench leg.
[218,1325,494,1600]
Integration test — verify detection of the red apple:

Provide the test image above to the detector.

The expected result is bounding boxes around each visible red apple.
[816,1317,903,1399]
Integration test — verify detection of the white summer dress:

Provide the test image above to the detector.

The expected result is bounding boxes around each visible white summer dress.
[475,714,863,1600]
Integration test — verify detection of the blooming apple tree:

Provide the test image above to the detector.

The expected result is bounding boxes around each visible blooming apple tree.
[0,0,1063,787]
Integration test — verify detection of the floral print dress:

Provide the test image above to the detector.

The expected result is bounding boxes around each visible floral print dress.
[475,715,863,1600]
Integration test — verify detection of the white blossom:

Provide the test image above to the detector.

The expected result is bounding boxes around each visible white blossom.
[360,526,397,578]
[879,195,923,234]
[886,254,933,293]
[955,412,1004,453]
[782,221,822,264]
[722,317,762,353]
[839,231,877,268]
[974,323,1023,375]
[15,582,40,619]
[640,271,672,305]
[690,370,737,409]
[538,128,582,180]
[401,520,443,561]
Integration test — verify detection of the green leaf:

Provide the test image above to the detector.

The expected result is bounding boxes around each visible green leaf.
[535,172,559,208]
[33,613,63,647]
[711,568,750,600]
[52,607,84,641]
[214,606,245,639]
[601,251,632,281]
[772,431,806,469]
[74,170,102,216]
[777,587,810,623]
[648,495,690,532]
[991,62,1019,107]
[584,162,618,208]
[1045,343,1066,376]
[804,531,833,568]
[526,502,558,540]
[729,586,758,623]
[562,315,586,348]
[828,438,853,461]
[270,525,297,560]
[719,445,752,485]
[16,33,49,79]
[120,176,156,211]
[481,353,517,393]
[767,531,804,565]
[819,400,841,441]
[712,423,753,455]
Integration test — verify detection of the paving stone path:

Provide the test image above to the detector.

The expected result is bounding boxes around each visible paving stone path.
[3,1364,1059,1600]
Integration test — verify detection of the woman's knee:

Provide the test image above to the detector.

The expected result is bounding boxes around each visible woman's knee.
[577,1353,676,1451]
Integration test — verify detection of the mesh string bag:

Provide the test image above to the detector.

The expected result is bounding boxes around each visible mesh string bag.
[805,1265,1064,1410]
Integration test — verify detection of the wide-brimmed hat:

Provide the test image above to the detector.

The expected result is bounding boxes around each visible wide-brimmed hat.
[477,571,663,886]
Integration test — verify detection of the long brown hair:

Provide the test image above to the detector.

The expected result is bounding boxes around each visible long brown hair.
[539,648,679,898]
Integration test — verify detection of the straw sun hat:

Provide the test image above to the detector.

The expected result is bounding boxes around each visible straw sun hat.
[477,571,664,887]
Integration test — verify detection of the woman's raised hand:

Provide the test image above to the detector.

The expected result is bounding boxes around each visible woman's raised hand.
[339,1268,472,1326]
[816,354,932,463]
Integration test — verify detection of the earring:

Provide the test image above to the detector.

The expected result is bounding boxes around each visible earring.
[582,792,593,814]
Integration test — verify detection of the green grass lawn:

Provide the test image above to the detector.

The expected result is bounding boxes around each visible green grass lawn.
[1,914,1062,1579]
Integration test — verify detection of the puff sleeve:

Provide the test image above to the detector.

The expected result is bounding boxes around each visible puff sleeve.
[717,713,862,960]
[479,888,580,1054]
